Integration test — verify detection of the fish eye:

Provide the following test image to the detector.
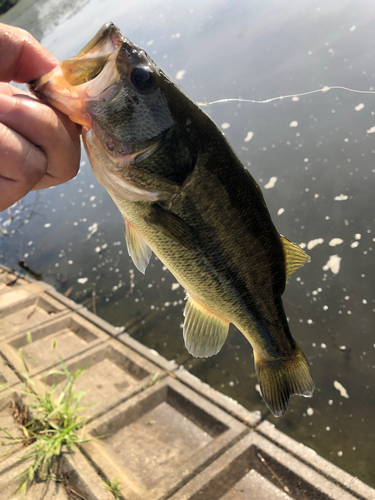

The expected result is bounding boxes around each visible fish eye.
[130,65,155,91]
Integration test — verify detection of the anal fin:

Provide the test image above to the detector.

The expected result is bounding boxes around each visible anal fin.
[183,296,229,358]
[281,236,310,279]
[254,345,314,417]
[124,219,152,274]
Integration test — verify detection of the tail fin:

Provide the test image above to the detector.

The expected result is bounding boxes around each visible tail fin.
[254,345,314,417]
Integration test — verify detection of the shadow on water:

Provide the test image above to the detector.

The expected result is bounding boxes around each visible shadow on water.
[1,0,375,487]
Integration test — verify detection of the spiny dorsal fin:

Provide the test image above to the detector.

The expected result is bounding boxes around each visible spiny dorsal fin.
[280,236,310,280]
[183,296,229,358]
[124,219,152,274]
[254,345,314,417]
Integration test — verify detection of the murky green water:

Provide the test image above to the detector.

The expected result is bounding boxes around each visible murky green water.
[2,0,375,487]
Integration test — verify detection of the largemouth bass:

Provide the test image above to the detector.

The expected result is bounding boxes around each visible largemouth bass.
[30,23,314,417]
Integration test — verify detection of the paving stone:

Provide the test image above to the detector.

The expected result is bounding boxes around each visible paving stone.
[0,390,109,500]
[81,376,247,500]
[0,454,70,500]
[60,447,113,500]
[256,421,375,500]
[116,331,179,373]
[32,338,163,421]
[0,292,68,341]
[75,305,126,338]
[0,272,43,307]
[0,356,20,392]
[171,430,367,500]
[0,440,107,500]
[175,366,261,427]
[43,286,85,313]
[1,267,375,500]
[0,392,24,459]
[0,313,110,377]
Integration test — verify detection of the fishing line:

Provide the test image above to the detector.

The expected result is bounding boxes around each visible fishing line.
[197,85,375,106]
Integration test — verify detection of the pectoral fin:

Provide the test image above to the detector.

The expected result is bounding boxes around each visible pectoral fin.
[124,219,152,274]
[280,236,310,279]
[183,296,229,358]
[144,204,198,250]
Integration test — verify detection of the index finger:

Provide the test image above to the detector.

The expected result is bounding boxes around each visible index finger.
[0,23,58,83]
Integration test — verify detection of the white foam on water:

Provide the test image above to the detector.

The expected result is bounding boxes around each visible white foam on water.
[244,131,254,142]
[334,194,348,201]
[334,380,349,398]
[264,176,277,189]
[323,255,341,274]
[329,238,343,246]
[307,238,324,250]
[175,70,186,80]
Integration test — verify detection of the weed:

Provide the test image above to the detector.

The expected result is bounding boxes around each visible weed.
[0,351,94,496]
[103,477,123,500]
[143,371,160,390]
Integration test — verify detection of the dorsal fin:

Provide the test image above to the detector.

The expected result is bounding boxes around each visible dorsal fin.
[183,296,229,358]
[124,219,152,274]
[280,236,310,280]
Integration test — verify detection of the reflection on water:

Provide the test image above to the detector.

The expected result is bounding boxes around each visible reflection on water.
[2,0,375,487]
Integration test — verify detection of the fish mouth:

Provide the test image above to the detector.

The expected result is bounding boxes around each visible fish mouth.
[28,23,124,128]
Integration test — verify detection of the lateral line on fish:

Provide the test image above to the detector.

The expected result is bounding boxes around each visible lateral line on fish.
[197,85,375,106]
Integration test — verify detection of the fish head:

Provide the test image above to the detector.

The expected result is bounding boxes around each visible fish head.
[29,23,192,201]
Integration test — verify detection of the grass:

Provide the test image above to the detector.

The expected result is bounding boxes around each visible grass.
[103,477,123,499]
[0,350,94,497]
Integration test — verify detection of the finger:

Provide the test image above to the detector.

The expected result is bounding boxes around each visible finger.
[0,122,47,212]
[0,82,31,97]
[0,93,80,189]
[0,23,58,83]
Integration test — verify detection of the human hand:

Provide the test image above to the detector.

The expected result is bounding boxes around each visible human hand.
[0,23,81,212]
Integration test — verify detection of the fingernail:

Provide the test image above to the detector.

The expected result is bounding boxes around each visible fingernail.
[0,94,15,114]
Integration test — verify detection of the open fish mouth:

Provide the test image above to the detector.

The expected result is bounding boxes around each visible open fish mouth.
[28,23,124,127]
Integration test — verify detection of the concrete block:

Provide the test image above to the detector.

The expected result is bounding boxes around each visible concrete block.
[60,447,113,500]
[0,313,110,377]
[0,292,68,341]
[32,339,163,421]
[116,331,179,373]
[0,272,43,306]
[0,392,24,460]
[75,305,125,337]
[175,366,261,427]
[0,356,20,392]
[0,391,109,500]
[0,438,107,500]
[171,430,365,500]
[0,284,43,309]
[0,455,70,500]
[81,376,247,500]
[256,421,375,500]
[43,286,85,313]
